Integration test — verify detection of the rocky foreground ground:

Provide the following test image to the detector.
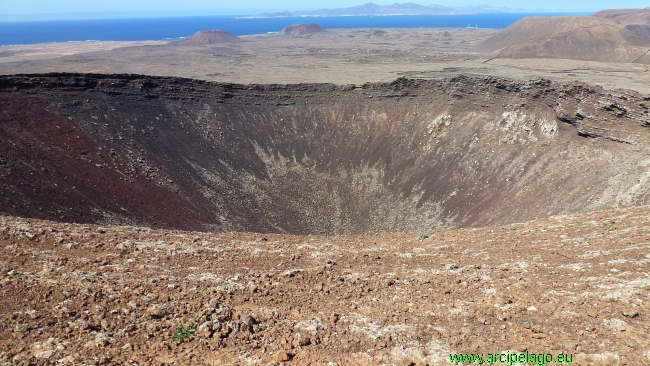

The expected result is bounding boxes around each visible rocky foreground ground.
[1,207,649,365]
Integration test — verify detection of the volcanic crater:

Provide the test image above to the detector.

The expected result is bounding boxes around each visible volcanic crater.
[1,73,650,235]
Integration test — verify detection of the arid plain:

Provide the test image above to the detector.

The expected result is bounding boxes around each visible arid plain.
[1,13,650,366]
[0,26,648,92]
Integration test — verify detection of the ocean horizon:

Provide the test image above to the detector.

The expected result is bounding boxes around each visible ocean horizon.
[0,12,589,47]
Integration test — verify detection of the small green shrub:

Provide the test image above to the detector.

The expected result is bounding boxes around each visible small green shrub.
[172,324,195,341]
[603,220,616,232]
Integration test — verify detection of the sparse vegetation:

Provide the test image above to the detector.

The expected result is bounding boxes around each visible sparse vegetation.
[603,220,616,231]
[418,231,432,239]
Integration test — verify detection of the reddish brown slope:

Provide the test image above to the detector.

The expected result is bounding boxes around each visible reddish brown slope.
[0,86,216,231]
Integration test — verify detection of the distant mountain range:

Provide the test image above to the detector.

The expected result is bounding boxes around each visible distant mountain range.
[454,5,535,13]
[248,2,538,18]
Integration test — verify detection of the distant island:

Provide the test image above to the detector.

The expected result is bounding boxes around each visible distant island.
[244,2,538,18]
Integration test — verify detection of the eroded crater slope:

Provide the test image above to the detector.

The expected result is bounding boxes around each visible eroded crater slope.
[1,73,650,234]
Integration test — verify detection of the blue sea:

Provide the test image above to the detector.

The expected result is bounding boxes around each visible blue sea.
[0,13,588,47]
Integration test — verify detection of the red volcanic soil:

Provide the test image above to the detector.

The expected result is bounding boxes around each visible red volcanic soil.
[278,23,326,36]
[172,30,242,45]
[592,8,650,37]
[0,81,215,231]
[476,16,650,63]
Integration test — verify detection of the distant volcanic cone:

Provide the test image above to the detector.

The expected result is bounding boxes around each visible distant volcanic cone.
[279,23,326,36]
[475,16,650,63]
[173,30,242,45]
[592,8,650,37]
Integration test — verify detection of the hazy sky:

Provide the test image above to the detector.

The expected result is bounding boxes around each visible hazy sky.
[2,0,648,19]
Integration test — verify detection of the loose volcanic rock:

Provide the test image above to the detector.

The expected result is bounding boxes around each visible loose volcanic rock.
[0,208,649,364]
